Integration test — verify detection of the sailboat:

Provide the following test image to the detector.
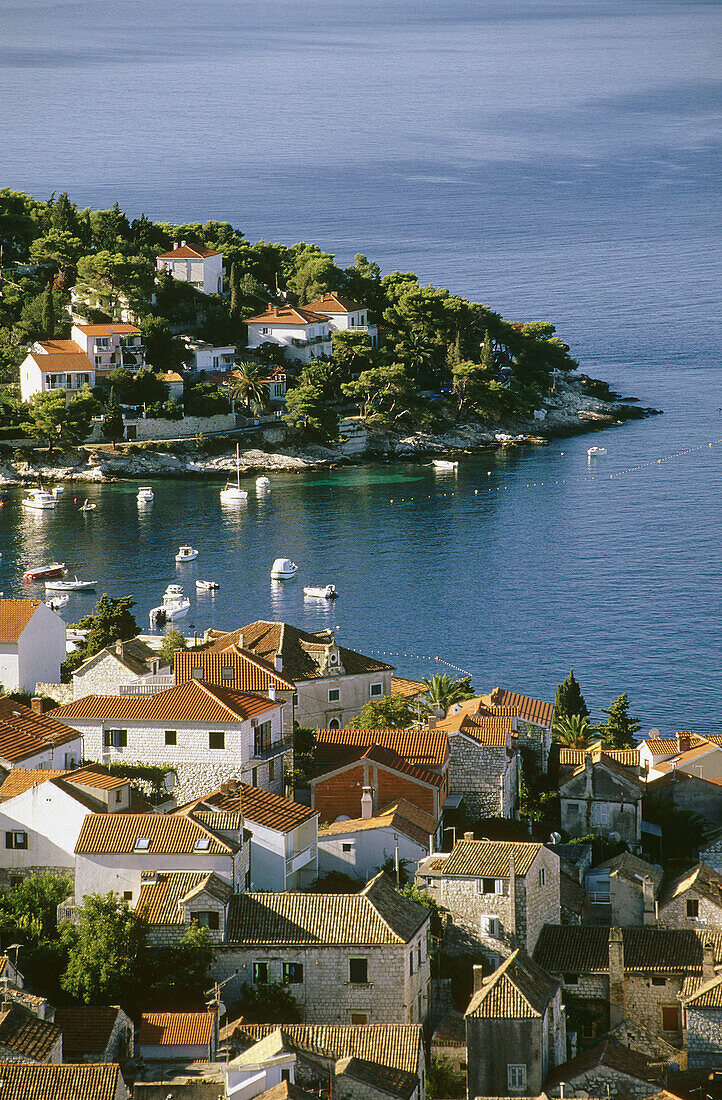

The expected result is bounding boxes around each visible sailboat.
[220,444,248,503]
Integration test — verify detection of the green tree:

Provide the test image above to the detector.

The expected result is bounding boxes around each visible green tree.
[342,362,419,430]
[229,362,267,413]
[62,594,139,679]
[428,1054,465,1099]
[31,385,99,454]
[593,692,641,749]
[0,872,72,945]
[554,669,589,720]
[287,243,341,303]
[141,314,186,372]
[330,329,375,383]
[41,284,55,339]
[60,893,145,1006]
[234,980,302,1024]
[101,387,124,448]
[76,251,152,316]
[29,229,84,275]
[552,713,594,748]
[348,694,415,730]
[157,628,188,664]
[143,922,214,1010]
[421,673,474,715]
[283,365,339,443]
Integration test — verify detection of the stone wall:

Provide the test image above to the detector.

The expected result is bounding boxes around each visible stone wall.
[686,1006,722,1068]
[35,681,73,705]
[522,847,561,954]
[89,412,237,442]
[658,889,722,931]
[624,974,685,1047]
[700,835,722,874]
[447,734,517,820]
[546,1064,656,1100]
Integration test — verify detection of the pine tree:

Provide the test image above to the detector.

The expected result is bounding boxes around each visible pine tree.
[593,692,641,749]
[554,669,589,720]
[41,285,55,339]
[480,329,495,373]
[101,387,125,449]
[229,262,240,319]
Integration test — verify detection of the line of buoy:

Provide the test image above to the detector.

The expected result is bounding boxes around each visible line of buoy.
[367,649,473,677]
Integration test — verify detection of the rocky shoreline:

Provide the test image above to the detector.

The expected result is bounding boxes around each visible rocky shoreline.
[0,375,660,484]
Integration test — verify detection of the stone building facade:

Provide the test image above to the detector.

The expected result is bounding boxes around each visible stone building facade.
[657,863,722,931]
[445,726,519,820]
[560,755,644,847]
[71,639,169,699]
[683,973,722,1068]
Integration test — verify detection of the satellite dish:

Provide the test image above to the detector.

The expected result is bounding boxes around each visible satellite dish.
[648,728,661,738]
[108,327,114,335]
[549,831,562,845]
[217,1001,226,1017]
[163,771,176,791]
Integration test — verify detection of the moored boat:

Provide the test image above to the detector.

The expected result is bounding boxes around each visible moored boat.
[137,486,154,503]
[256,475,271,490]
[45,576,96,592]
[587,446,607,456]
[303,584,338,599]
[271,557,298,580]
[45,594,70,610]
[432,459,458,470]
[221,444,249,503]
[196,579,219,591]
[23,562,67,583]
[175,545,199,563]
[21,489,57,511]
[149,583,191,625]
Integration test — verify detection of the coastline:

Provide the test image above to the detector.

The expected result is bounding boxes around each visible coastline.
[0,375,660,484]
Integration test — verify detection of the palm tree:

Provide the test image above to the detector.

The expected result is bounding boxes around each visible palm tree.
[552,713,594,748]
[421,673,474,716]
[229,361,268,414]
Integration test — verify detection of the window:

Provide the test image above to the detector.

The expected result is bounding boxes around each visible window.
[134,837,150,851]
[479,877,503,894]
[191,911,220,931]
[349,958,368,984]
[507,1064,527,1092]
[409,950,414,976]
[662,1005,680,1032]
[370,682,382,698]
[539,867,546,886]
[652,976,666,987]
[686,899,699,918]
[253,962,269,984]
[292,692,299,706]
[418,943,422,968]
[254,720,272,756]
[123,891,132,901]
[5,831,28,850]
[563,973,579,985]
[252,767,258,786]
[593,804,609,824]
[328,718,340,730]
[194,837,211,851]
[221,666,235,681]
[104,729,127,748]
[209,731,225,750]
[245,868,252,889]
[115,790,123,803]
[351,1013,368,1025]
[165,730,177,746]
[283,962,303,984]
[567,802,580,816]
[479,916,500,937]
[342,842,353,853]
[269,759,275,783]
[191,667,204,680]
[328,688,340,703]
[261,327,270,335]
[582,1023,596,1039]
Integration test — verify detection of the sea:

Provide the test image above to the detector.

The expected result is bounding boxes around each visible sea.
[0,0,720,731]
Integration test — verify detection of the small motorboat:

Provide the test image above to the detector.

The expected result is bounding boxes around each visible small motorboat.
[45,594,70,611]
[271,557,298,580]
[79,500,96,511]
[304,584,338,599]
[150,583,191,625]
[45,576,97,592]
[137,486,154,503]
[175,545,199,563]
[587,446,607,456]
[196,579,219,591]
[23,562,66,583]
[21,489,57,511]
[495,433,515,443]
[432,459,458,470]
[221,443,248,503]
[256,475,271,490]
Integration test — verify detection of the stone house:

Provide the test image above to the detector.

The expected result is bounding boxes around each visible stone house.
[701,827,722,873]
[584,852,664,926]
[434,716,520,821]
[416,838,561,960]
[54,1005,134,1063]
[0,600,66,695]
[175,779,319,890]
[318,799,440,881]
[137,1011,216,1063]
[310,743,447,823]
[560,754,645,847]
[204,621,394,730]
[0,696,82,776]
[644,770,722,830]
[0,999,62,1063]
[0,1063,129,1100]
[71,638,170,699]
[638,732,722,782]
[657,863,722,931]
[174,642,296,741]
[554,742,641,783]
[465,951,566,1098]
[211,873,431,1026]
[73,810,249,906]
[156,241,224,295]
[135,869,233,946]
[51,678,286,803]
[533,924,722,1049]
[682,971,722,1068]
[544,1039,669,1100]
[227,1023,425,1100]
[440,687,554,771]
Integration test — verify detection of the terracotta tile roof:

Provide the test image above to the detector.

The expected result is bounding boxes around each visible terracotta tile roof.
[301,292,363,314]
[533,926,722,974]
[136,870,232,925]
[206,621,393,682]
[0,1063,124,1100]
[246,306,329,326]
[75,812,235,855]
[319,799,437,848]
[177,782,317,833]
[138,1011,214,1047]
[73,322,141,335]
[0,1002,61,1060]
[456,716,513,745]
[641,734,710,756]
[236,1022,422,1077]
[68,765,130,791]
[390,676,427,699]
[480,687,554,726]
[227,872,428,945]
[0,598,42,642]
[431,840,544,878]
[465,950,559,1019]
[29,350,96,373]
[37,339,82,353]
[654,742,722,774]
[0,768,66,799]
[254,1082,315,1100]
[310,743,445,789]
[0,698,80,764]
[659,863,722,910]
[682,972,722,1008]
[157,244,221,259]
[315,727,448,769]
[52,678,278,724]
[174,645,295,691]
[54,1006,124,1058]
[544,1040,667,1090]
[560,754,646,790]
[558,742,640,767]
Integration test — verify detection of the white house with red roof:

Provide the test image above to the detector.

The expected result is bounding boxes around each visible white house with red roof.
[303,291,378,346]
[19,322,146,401]
[246,292,377,363]
[156,241,224,295]
[70,322,146,373]
[0,599,66,694]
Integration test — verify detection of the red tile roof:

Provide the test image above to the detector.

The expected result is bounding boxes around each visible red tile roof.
[29,351,95,373]
[139,1011,214,1047]
[73,323,141,335]
[431,840,544,878]
[0,768,66,799]
[302,292,363,314]
[75,812,235,855]
[310,743,445,788]
[0,1063,124,1100]
[246,306,329,326]
[52,678,278,724]
[136,871,232,925]
[0,697,80,763]
[157,244,221,259]
[177,781,317,833]
[54,1005,125,1058]
[315,727,448,769]
[174,644,295,692]
[37,339,82,353]
[0,598,42,642]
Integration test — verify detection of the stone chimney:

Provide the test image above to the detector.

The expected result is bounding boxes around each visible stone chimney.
[642,876,656,926]
[115,638,124,657]
[676,731,693,753]
[237,633,245,649]
[464,831,475,842]
[30,697,43,715]
[274,653,283,673]
[702,940,715,982]
[181,239,187,247]
[427,716,437,731]
[608,927,625,1027]
[268,686,277,701]
[361,786,374,820]
[473,965,485,994]
[173,241,178,249]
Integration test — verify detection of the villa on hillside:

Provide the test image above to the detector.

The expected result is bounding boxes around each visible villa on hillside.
[19,322,146,402]
[156,241,224,295]
[245,291,378,363]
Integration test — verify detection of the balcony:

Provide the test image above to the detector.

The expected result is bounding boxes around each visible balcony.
[93,343,111,354]
[251,736,292,761]
[286,845,316,875]
[119,676,175,695]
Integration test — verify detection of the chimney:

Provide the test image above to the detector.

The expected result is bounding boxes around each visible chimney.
[274,653,283,673]
[702,940,715,982]
[473,964,485,994]
[269,686,277,701]
[173,241,178,249]
[238,633,245,649]
[509,851,517,944]
[30,696,43,715]
[115,638,124,657]
[181,239,187,247]
[464,831,475,841]
[427,716,437,731]
[642,876,656,926]
[608,927,625,1027]
[676,731,692,753]
[361,786,374,820]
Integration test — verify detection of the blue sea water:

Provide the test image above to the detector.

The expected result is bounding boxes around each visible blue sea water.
[0,0,720,730]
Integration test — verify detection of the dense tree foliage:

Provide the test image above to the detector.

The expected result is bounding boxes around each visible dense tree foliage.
[554,669,589,720]
[61,594,139,679]
[593,692,641,749]
[347,694,415,729]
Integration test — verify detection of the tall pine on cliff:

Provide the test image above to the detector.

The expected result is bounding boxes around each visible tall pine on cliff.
[554,669,589,720]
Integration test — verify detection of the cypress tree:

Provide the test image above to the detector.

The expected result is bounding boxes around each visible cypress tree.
[554,669,589,720]
[480,329,494,372]
[41,285,55,339]
[229,262,240,321]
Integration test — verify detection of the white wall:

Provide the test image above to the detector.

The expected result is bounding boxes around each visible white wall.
[296,669,393,729]
[318,825,428,881]
[246,321,332,364]
[16,603,67,691]
[0,783,91,882]
[20,354,44,403]
[75,848,238,905]
[157,254,223,295]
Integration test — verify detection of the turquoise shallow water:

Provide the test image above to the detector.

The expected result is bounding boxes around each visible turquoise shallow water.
[0,0,720,728]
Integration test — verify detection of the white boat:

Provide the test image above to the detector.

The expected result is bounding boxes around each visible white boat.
[196,579,219,591]
[303,584,338,599]
[175,545,199,563]
[137,486,154,503]
[271,557,298,580]
[45,594,70,610]
[220,444,248,503]
[495,433,515,443]
[45,576,97,592]
[432,459,458,470]
[587,446,607,456]
[256,475,271,490]
[149,583,191,625]
[21,489,57,511]
[79,500,96,511]
[52,486,64,497]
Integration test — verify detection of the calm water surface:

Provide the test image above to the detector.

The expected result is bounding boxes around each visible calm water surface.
[0,0,720,729]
